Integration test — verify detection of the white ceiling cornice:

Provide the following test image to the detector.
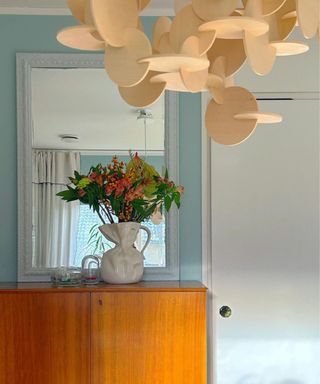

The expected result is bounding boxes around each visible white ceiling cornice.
[0,7,70,15]
[0,7,175,16]
[0,1,175,16]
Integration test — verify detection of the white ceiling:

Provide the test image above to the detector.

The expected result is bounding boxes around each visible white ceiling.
[31,68,164,152]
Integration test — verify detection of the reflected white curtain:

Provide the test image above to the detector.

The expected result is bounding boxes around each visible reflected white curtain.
[32,151,80,268]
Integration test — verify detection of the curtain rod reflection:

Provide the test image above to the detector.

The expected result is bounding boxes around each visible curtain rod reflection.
[33,148,165,156]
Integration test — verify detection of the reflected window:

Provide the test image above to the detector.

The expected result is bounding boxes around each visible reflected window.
[74,204,166,267]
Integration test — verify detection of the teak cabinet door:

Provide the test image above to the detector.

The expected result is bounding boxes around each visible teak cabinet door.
[91,292,206,384]
[0,292,90,384]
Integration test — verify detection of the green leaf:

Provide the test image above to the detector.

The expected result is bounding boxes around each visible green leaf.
[134,205,147,216]
[56,188,78,201]
[74,171,82,181]
[131,199,148,207]
[164,195,172,212]
[173,192,181,208]
[89,224,99,235]
[112,199,121,215]
[78,177,92,188]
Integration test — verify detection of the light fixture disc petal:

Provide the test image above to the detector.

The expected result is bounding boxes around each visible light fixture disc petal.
[170,5,215,53]
[198,31,217,56]
[296,0,319,39]
[264,0,296,41]
[105,28,151,87]
[180,34,217,59]
[234,111,283,123]
[207,38,247,77]
[180,68,208,92]
[205,86,258,146]
[192,0,238,21]
[151,72,189,92]
[270,41,310,56]
[57,26,105,51]
[119,71,166,107]
[244,31,276,76]
[91,0,139,47]
[139,54,209,73]
[281,10,297,20]
[242,0,286,17]
[138,17,145,32]
[210,56,227,78]
[153,16,172,52]
[206,73,224,89]
[138,0,151,11]
[158,33,175,54]
[199,17,269,39]
[208,86,225,104]
[67,0,86,23]
[151,71,223,93]
[174,0,192,14]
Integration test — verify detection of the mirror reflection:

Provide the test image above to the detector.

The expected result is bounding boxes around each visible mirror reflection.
[31,67,166,270]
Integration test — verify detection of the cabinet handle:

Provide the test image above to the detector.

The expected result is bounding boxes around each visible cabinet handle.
[219,306,232,318]
[98,299,103,306]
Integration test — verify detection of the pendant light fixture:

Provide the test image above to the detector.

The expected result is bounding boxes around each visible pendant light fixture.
[57,0,319,146]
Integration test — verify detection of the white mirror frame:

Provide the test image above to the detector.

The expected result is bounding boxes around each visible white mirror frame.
[17,53,179,282]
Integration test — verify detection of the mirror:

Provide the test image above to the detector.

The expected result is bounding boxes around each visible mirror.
[17,53,179,282]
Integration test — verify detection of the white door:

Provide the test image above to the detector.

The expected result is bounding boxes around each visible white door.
[206,97,319,384]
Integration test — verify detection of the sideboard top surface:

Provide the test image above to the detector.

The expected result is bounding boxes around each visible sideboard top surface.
[0,281,207,293]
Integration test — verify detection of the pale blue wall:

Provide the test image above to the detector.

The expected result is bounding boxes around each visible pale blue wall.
[0,16,202,282]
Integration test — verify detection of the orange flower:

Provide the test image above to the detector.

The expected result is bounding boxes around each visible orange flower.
[114,177,132,197]
[105,183,115,195]
[89,171,97,181]
[78,188,86,197]
[95,174,103,186]
[125,185,144,202]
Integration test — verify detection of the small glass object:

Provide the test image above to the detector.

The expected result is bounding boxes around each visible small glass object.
[51,267,82,287]
[81,255,101,285]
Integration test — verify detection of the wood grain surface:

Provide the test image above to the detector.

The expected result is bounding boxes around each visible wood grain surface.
[0,280,207,293]
[0,283,207,383]
[0,292,90,384]
[91,291,206,384]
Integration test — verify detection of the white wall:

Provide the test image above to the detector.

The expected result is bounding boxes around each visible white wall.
[208,27,320,384]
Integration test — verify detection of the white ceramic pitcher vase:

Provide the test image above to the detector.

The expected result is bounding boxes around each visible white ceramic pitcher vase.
[99,222,151,284]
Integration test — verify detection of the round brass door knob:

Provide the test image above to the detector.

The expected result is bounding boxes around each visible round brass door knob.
[219,306,232,318]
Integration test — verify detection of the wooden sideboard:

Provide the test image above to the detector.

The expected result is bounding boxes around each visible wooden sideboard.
[0,281,207,384]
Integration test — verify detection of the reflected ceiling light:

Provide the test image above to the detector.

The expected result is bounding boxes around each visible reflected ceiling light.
[57,0,319,146]
[60,134,80,143]
[137,108,153,158]
[137,109,153,120]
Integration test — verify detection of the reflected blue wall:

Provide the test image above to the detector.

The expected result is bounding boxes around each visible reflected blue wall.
[80,155,164,175]
[0,16,202,282]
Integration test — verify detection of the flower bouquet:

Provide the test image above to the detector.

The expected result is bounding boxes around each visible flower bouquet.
[57,152,183,224]
[57,153,183,284]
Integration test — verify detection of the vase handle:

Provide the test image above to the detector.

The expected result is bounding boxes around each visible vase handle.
[140,225,152,254]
